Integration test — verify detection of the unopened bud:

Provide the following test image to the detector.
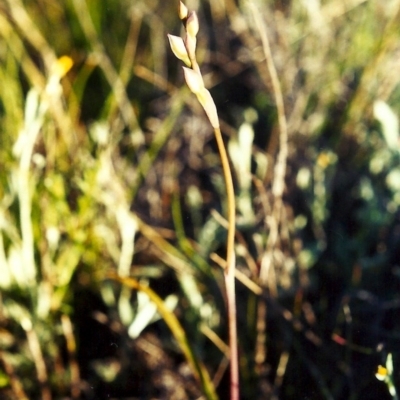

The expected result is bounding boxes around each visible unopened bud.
[183,67,204,95]
[186,11,199,38]
[179,1,189,20]
[168,34,191,67]
[197,89,220,129]
[184,33,197,61]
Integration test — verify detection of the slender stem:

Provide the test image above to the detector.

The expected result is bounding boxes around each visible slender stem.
[213,126,239,400]
[170,4,238,396]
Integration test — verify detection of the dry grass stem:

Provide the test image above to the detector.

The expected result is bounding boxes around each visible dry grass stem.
[249,2,289,285]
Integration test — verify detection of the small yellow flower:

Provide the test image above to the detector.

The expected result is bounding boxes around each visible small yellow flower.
[52,56,73,78]
[375,365,388,381]
[317,152,330,169]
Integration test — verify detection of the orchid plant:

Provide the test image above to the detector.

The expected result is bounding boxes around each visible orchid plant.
[168,3,239,399]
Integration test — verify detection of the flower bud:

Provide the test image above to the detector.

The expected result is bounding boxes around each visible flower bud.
[168,34,191,67]
[184,33,197,61]
[183,66,204,95]
[179,1,189,20]
[186,11,199,38]
[197,89,220,129]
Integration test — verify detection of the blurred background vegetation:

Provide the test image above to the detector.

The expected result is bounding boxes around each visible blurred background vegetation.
[1,0,400,399]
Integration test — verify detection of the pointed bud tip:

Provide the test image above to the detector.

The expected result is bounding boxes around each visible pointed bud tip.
[186,11,199,38]
[179,2,189,20]
[168,34,191,66]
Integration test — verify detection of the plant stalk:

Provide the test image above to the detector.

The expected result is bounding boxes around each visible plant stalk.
[213,126,238,400]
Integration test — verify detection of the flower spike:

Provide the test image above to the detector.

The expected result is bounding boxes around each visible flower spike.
[168,4,237,399]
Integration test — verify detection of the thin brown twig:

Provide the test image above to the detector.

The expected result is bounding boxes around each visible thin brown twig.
[61,315,81,399]
[210,252,262,296]
[25,326,52,400]
[0,351,29,400]
[248,2,289,286]
[4,0,56,69]
[247,2,289,387]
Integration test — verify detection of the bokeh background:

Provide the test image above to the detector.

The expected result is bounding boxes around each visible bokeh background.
[1,0,400,399]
